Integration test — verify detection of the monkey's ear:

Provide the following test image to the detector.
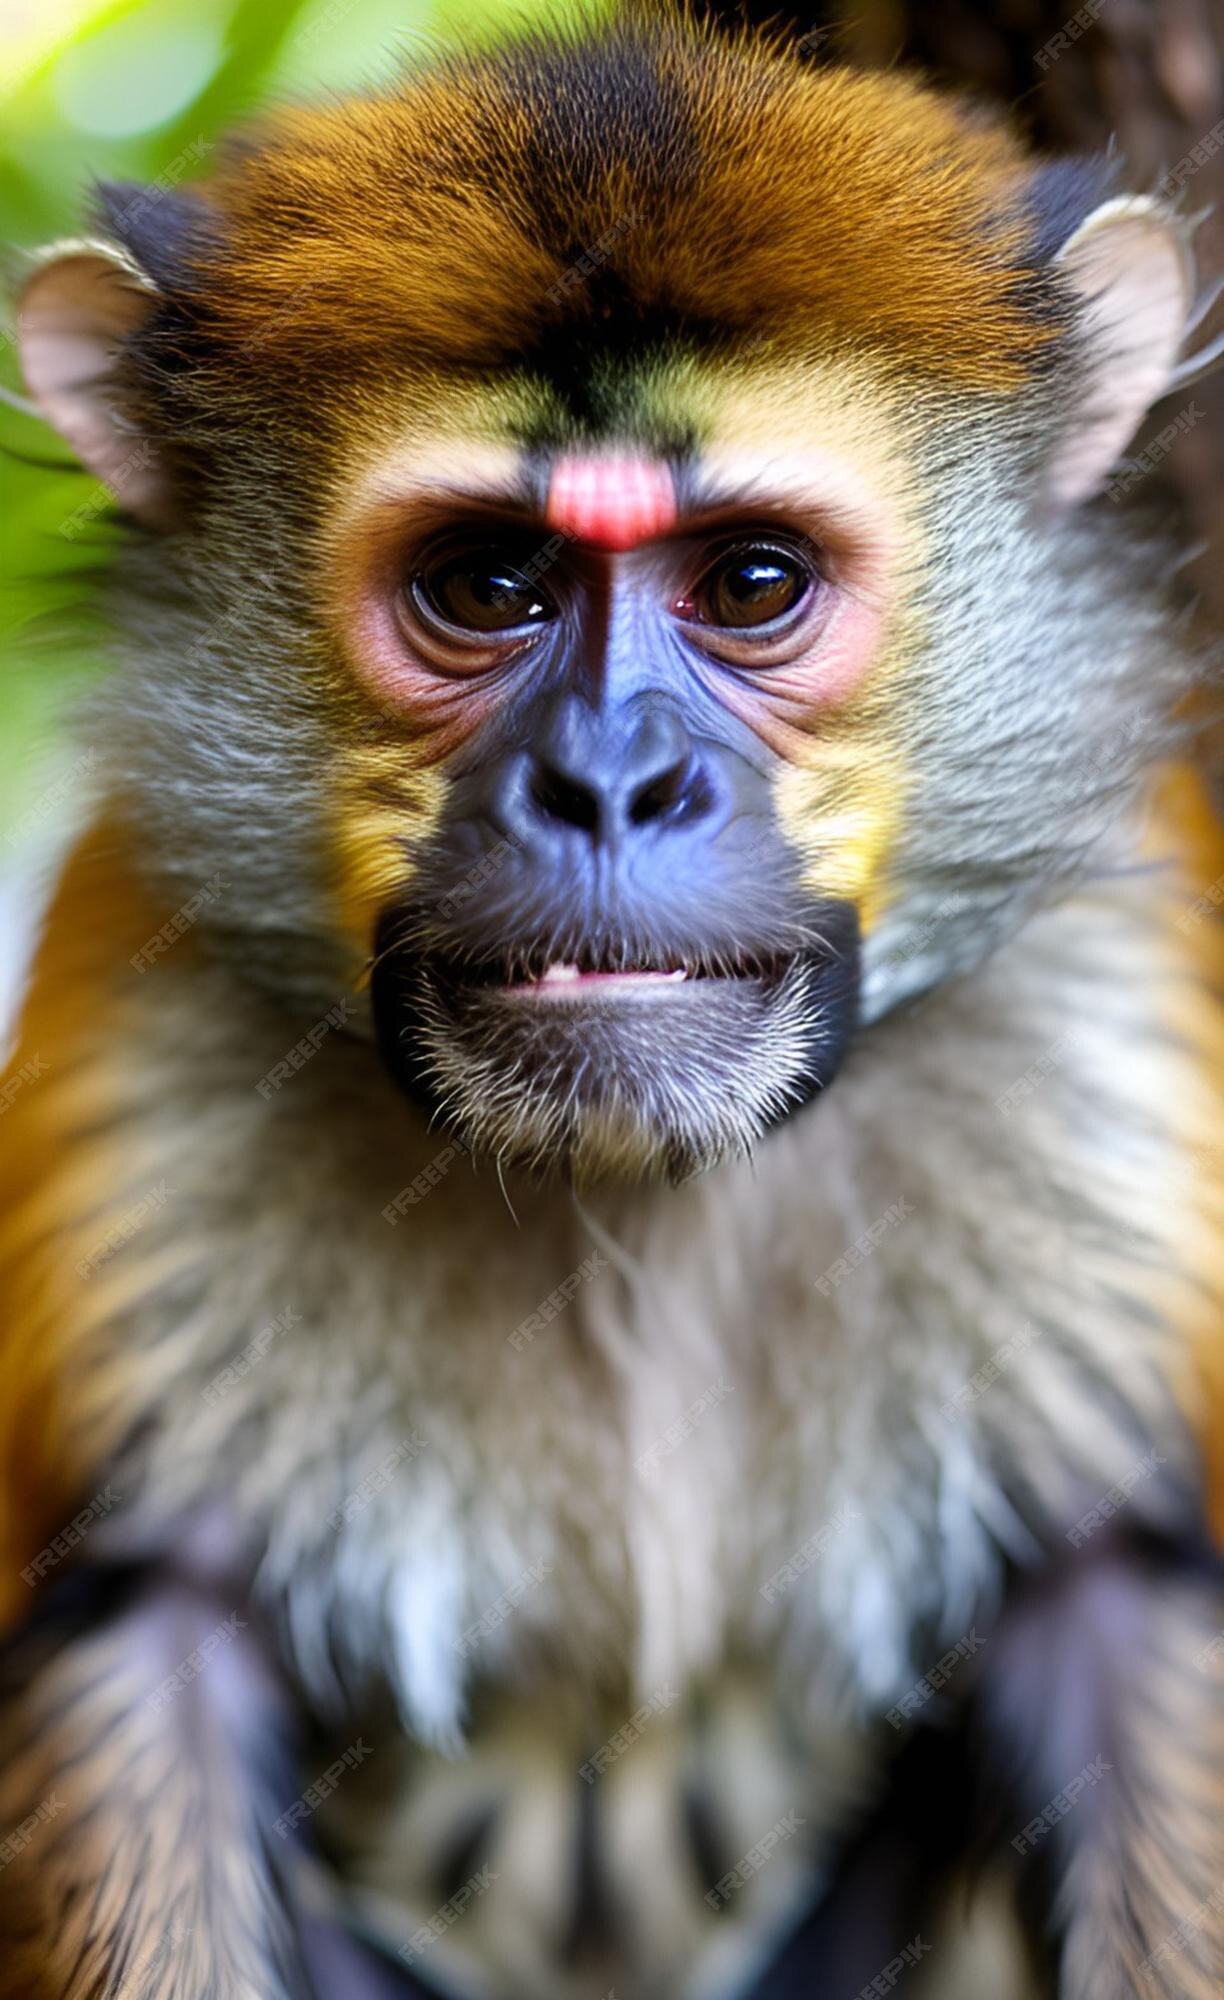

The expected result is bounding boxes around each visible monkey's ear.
[1045,195,1195,508]
[16,237,170,523]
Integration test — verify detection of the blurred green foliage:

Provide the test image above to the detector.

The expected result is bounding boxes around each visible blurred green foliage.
[0,0,555,844]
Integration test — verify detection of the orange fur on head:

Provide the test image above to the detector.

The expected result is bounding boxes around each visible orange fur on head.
[175,16,1056,421]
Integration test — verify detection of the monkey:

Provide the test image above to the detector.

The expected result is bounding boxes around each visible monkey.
[1,9,1223,1997]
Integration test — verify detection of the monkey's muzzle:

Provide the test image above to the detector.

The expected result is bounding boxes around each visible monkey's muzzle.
[370,912,860,1181]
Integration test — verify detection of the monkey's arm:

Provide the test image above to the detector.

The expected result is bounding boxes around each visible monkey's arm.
[0,1567,432,2000]
[974,1535,1224,2000]
[738,1534,1224,2000]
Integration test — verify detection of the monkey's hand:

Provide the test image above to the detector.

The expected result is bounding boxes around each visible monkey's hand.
[978,1536,1224,2000]
[0,1564,432,2000]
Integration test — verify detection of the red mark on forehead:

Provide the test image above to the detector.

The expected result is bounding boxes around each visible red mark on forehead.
[546,453,677,551]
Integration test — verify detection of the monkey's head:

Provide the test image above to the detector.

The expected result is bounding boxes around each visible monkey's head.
[16,15,1208,1180]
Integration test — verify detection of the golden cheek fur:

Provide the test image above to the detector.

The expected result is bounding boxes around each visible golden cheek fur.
[329,742,448,973]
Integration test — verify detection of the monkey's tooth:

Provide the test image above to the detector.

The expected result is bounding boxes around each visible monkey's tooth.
[526,962,690,990]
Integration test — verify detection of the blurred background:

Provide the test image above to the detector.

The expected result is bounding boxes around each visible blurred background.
[0,0,563,848]
[2,0,1223,848]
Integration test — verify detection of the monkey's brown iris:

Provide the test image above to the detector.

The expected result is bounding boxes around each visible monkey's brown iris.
[689,544,811,629]
[415,550,556,633]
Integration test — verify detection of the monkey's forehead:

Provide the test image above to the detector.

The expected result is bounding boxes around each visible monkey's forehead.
[123,17,1094,416]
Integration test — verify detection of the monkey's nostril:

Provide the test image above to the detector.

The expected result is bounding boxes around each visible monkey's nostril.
[531,765,601,832]
[528,745,708,837]
[629,757,706,827]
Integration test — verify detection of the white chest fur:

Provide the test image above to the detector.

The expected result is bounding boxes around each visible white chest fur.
[122,884,1193,1753]
[97,883,1196,1999]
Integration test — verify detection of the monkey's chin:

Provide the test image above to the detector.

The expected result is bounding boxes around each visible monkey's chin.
[372,951,859,1185]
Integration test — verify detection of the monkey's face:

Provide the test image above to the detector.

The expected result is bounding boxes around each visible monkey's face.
[337,429,886,1180]
[17,21,1198,1179]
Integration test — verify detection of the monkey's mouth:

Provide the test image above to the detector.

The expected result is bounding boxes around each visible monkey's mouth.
[512,962,690,995]
[371,912,859,1182]
[432,943,791,1001]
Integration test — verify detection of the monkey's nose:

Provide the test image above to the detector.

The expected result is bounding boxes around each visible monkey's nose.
[525,698,711,845]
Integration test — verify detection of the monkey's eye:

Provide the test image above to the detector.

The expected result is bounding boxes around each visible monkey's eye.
[413,549,557,635]
[681,543,813,632]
